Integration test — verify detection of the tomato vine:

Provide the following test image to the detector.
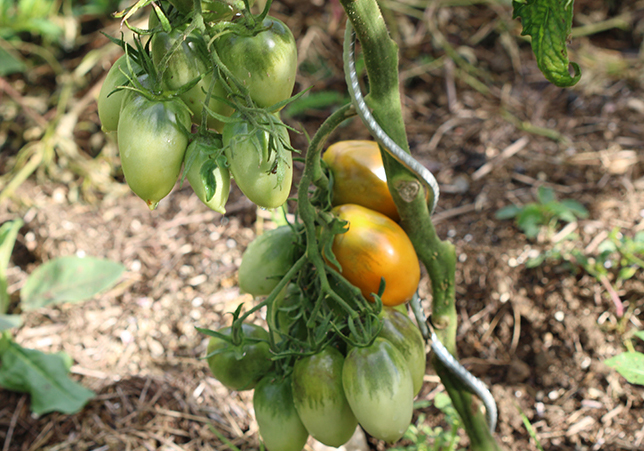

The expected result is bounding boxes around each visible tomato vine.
[99,0,579,448]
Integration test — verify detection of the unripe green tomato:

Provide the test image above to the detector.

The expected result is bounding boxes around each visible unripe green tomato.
[215,16,297,109]
[223,114,293,209]
[97,55,139,133]
[206,323,273,391]
[238,226,298,296]
[378,307,426,396]
[117,87,191,209]
[254,374,309,451]
[342,338,414,443]
[185,143,230,214]
[202,0,254,22]
[150,28,233,131]
[292,346,358,447]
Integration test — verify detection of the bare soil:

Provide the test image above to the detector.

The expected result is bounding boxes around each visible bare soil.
[1,1,644,450]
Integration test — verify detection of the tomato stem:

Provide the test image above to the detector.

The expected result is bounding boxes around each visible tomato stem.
[339,0,504,449]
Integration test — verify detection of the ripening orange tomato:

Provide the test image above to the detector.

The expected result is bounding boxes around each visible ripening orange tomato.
[323,140,400,221]
[328,204,420,306]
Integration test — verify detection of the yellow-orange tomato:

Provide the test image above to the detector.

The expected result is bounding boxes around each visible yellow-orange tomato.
[329,204,420,306]
[323,140,400,221]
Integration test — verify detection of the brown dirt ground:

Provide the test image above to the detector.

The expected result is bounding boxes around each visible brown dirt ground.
[2,1,644,450]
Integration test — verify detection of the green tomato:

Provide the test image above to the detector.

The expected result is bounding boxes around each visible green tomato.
[215,16,297,108]
[97,54,139,133]
[292,346,358,447]
[202,0,254,22]
[238,226,298,296]
[342,337,414,443]
[185,140,230,214]
[206,323,273,391]
[254,373,309,451]
[378,307,426,396]
[223,114,293,209]
[117,88,191,209]
[151,28,233,131]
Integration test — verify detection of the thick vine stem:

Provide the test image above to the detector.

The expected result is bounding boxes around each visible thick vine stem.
[339,0,503,449]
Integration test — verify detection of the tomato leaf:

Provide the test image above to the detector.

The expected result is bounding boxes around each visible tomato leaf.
[560,199,589,218]
[536,186,556,205]
[512,0,581,87]
[20,256,125,311]
[201,158,220,202]
[494,204,522,220]
[635,331,644,342]
[604,352,644,386]
[0,339,95,414]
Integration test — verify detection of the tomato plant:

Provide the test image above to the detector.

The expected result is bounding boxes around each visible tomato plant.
[328,204,420,306]
[214,16,297,108]
[206,323,273,391]
[253,373,309,451]
[99,0,515,446]
[342,337,414,443]
[292,346,358,447]
[238,226,299,296]
[223,114,293,209]
[323,140,400,221]
[117,85,191,210]
[378,307,426,396]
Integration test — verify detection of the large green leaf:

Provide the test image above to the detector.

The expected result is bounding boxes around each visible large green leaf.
[21,256,125,311]
[604,352,644,386]
[0,339,95,414]
[512,0,581,87]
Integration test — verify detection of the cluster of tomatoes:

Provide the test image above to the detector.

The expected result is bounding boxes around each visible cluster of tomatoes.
[204,140,426,450]
[97,0,297,211]
[97,1,428,448]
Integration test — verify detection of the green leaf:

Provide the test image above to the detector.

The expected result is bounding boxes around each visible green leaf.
[20,256,125,311]
[604,352,644,386]
[517,205,544,238]
[525,253,546,268]
[201,158,220,202]
[597,239,617,254]
[0,219,23,314]
[618,266,637,281]
[495,204,522,220]
[0,46,26,76]
[0,314,22,331]
[560,199,588,218]
[536,186,556,204]
[512,0,581,87]
[634,331,644,343]
[0,340,94,414]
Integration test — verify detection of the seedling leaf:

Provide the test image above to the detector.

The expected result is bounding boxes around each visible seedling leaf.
[605,352,644,386]
[0,340,95,414]
[21,256,125,311]
[495,204,522,220]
